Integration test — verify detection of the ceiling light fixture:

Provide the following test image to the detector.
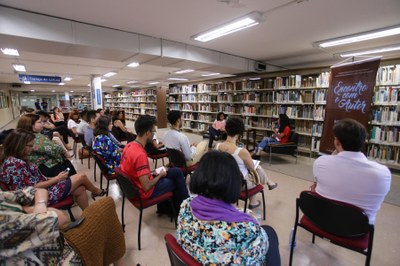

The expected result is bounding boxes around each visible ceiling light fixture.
[101,79,107,82]
[316,25,400,48]
[59,83,65,85]
[112,85,121,87]
[30,89,35,92]
[51,90,56,92]
[127,80,138,84]
[70,91,74,93]
[24,81,31,84]
[339,45,400,58]
[64,77,72,81]
[1,48,19,56]
[175,69,194,74]
[192,11,263,42]
[127,62,140,68]
[201,73,220,77]
[168,78,189,81]
[104,72,116,77]
[13,64,26,72]
[149,82,160,85]
[249,77,261,81]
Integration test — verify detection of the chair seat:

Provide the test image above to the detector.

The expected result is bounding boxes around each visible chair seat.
[50,195,74,209]
[300,215,370,251]
[239,184,264,199]
[181,163,198,173]
[104,173,117,181]
[128,191,174,209]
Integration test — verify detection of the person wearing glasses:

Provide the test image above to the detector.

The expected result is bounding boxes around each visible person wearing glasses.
[120,115,189,214]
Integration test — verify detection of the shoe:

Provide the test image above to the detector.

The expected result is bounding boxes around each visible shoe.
[248,200,261,209]
[91,189,107,200]
[252,154,261,160]
[268,183,278,190]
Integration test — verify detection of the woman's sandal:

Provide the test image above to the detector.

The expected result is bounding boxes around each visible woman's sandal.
[268,183,278,190]
[248,200,261,209]
[91,189,107,201]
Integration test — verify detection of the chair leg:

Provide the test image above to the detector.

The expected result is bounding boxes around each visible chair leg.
[80,147,84,164]
[88,154,91,169]
[261,190,266,220]
[154,158,158,169]
[67,208,76,222]
[100,173,103,190]
[93,163,97,182]
[121,196,125,232]
[312,234,315,243]
[243,198,248,213]
[162,157,165,166]
[138,209,143,250]
[73,141,77,158]
[289,224,298,266]
[106,179,110,196]
[269,147,272,165]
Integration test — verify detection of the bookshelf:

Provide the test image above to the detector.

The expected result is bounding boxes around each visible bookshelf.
[367,64,400,168]
[72,96,91,109]
[104,87,167,128]
[168,72,330,155]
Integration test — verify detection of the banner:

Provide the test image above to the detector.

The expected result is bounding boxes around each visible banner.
[319,58,381,154]
[18,74,61,83]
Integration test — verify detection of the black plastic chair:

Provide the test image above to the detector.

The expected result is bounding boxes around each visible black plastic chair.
[115,167,176,250]
[68,128,81,158]
[264,131,299,165]
[289,191,375,266]
[166,148,198,179]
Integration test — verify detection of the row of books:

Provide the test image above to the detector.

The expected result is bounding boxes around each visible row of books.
[368,145,400,163]
[376,64,400,85]
[373,86,399,104]
[311,137,321,151]
[274,72,330,89]
[370,126,400,143]
[371,106,400,124]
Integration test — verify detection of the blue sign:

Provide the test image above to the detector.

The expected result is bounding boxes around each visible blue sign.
[18,74,61,83]
[96,88,102,105]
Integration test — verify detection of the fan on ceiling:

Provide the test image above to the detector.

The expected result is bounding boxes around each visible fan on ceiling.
[217,0,245,8]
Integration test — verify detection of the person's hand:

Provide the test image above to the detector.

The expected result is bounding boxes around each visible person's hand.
[57,171,69,181]
[310,182,317,192]
[191,143,197,147]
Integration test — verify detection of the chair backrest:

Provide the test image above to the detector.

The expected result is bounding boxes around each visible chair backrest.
[164,233,201,266]
[115,167,140,199]
[78,133,87,147]
[289,131,299,144]
[91,151,111,175]
[166,148,187,168]
[299,191,370,237]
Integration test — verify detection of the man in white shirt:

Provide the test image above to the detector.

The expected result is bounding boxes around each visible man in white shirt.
[312,119,391,224]
[76,110,89,135]
[163,110,208,166]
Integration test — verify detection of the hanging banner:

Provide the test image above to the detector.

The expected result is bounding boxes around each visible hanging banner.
[18,74,61,83]
[319,58,381,154]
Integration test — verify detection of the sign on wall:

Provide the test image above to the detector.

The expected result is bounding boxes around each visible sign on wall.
[319,58,381,154]
[18,74,61,83]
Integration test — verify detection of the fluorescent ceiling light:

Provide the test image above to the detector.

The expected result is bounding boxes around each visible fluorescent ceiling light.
[201,72,220,77]
[127,80,138,84]
[130,85,140,88]
[112,85,121,87]
[318,25,400,48]
[30,89,35,92]
[24,81,31,84]
[175,69,194,74]
[51,90,56,92]
[1,48,19,56]
[192,11,263,42]
[168,78,189,81]
[87,84,91,87]
[340,45,400,58]
[101,79,107,82]
[13,64,26,72]
[149,82,160,85]
[64,77,72,81]
[104,72,116,77]
[127,62,140,68]
[70,91,74,93]
[249,77,261,80]
[59,83,65,86]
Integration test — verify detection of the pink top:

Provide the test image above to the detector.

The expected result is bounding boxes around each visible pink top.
[213,120,226,130]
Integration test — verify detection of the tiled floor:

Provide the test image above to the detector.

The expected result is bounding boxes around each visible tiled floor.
[3,119,400,265]
[69,131,400,266]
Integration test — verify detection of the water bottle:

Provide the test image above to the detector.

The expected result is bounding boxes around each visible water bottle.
[256,210,262,224]
[289,227,296,248]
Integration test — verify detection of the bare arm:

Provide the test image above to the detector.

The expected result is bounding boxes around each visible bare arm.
[34,171,68,189]
[138,170,166,192]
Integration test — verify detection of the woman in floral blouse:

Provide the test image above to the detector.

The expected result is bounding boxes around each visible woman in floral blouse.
[0,129,105,210]
[17,114,77,177]
[93,115,121,175]
[177,151,281,266]
[0,187,125,265]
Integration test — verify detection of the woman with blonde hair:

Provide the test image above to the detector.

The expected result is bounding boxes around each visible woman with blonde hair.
[67,109,81,136]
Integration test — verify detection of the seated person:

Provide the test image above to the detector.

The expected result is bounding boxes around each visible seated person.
[93,115,122,175]
[120,115,189,212]
[84,110,99,147]
[253,113,291,157]
[177,151,281,265]
[207,111,227,149]
[76,110,89,135]
[67,109,81,136]
[112,110,136,142]
[163,110,208,166]
[312,118,391,224]
[51,107,66,127]
[0,187,125,265]
[0,129,105,211]
[17,114,77,177]
[216,117,277,209]
[145,133,167,156]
